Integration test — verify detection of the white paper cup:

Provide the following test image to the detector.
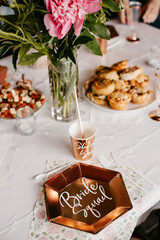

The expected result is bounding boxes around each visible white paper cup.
[69,121,96,161]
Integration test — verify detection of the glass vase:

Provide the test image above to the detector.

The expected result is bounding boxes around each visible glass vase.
[48,57,78,121]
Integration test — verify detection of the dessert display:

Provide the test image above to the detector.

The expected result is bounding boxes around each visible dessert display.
[85,60,153,111]
[0,74,45,119]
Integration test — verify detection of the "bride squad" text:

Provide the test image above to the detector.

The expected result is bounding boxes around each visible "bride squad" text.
[59,177,112,218]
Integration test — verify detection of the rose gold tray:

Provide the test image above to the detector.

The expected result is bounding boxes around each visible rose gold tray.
[44,163,132,234]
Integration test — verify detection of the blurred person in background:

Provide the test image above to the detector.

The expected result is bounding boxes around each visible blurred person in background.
[116,0,160,29]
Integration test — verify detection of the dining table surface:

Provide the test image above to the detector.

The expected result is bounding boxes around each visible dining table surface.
[0,19,160,240]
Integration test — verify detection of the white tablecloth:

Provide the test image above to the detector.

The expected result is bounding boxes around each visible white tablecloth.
[0,19,160,240]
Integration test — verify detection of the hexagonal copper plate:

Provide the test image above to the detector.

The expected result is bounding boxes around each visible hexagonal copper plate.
[44,163,132,234]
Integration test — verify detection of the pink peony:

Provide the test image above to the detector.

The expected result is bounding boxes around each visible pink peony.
[44,0,102,39]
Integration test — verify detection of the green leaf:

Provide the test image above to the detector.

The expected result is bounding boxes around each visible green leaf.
[102,0,122,12]
[86,38,102,56]
[81,30,102,56]
[55,39,67,60]
[41,34,51,43]
[18,44,31,62]
[66,50,76,64]
[12,48,20,70]
[18,52,44,65]
[85,14,97,24]
[56,48,65,61]
[88,23,110,40]
[74,35,93,46]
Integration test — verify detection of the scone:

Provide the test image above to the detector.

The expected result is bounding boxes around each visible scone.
[120,66,143,80]
[112,60,128,72]
[130,87,152,105]
[95,66,119,80]
[115,79,130,92]
[92,79,115,96]
[86,91,107,106]
[108,91,131,110]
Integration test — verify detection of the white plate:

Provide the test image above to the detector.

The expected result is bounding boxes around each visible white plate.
[83,79,155,112]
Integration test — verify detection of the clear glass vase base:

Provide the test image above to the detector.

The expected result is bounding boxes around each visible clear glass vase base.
[51,107,77,122]
[48,55,78,122]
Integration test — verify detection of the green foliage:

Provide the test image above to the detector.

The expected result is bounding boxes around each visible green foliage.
[0,0,122,68]
[102,0,123,12]
[18,52,44,65]
[84,14,111,40]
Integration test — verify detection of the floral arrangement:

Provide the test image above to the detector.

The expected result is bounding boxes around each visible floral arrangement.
[0,0,122,68]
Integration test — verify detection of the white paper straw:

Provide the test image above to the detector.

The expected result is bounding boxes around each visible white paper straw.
[73,86,84,138]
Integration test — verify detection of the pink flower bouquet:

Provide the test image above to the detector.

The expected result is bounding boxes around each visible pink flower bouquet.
[0,0,122,67]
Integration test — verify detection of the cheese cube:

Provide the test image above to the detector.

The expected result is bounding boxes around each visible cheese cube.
[22,95,31,103]
[14,95,19,102]
[10,108,16,115]
[36,101,42,108]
